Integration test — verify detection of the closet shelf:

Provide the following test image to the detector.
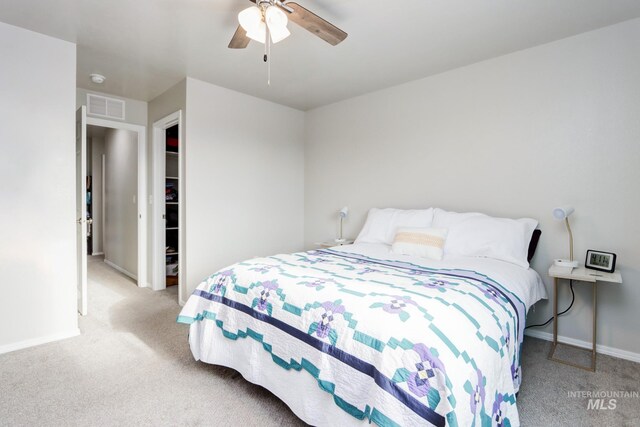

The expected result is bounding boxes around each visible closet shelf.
[165,123,180,289]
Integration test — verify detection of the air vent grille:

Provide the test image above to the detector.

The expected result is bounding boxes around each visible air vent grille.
[87,94,126,120]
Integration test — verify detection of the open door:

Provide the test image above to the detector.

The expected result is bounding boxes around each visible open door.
[76,106,88,315]
[152,111,184,304]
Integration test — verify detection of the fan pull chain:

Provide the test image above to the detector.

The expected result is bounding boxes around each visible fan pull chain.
[265,24,271,86]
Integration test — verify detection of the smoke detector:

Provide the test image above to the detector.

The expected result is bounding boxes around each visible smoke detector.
[90,73,106,84]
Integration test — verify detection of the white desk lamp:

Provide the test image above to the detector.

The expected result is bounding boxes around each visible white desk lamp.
[553,206,579,268]
[335,207,349,243]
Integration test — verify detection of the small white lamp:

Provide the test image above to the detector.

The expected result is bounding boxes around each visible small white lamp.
[553,206,579,268]
[335,207,349,243]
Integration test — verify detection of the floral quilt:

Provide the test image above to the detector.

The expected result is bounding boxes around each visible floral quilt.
[177,249,526,426]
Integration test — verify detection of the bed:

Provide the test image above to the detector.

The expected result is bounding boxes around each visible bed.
[177,240,547,426]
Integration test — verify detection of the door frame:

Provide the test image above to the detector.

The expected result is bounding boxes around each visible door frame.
[152,110,184,305]
[76,106,88,315]
[86,116,148,288]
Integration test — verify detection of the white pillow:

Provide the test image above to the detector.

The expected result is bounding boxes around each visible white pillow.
[431,208,484,229]
[433,208,538,268]
[355,208,434,245]
[391,227,448,260]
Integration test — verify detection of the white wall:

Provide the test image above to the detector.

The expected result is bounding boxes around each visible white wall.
[148,79,187,298]
[0,22,78,352]
[76,88,148,127]
[103,128,138,277]
[304,19,640,357]
[184,78,305,294]
[147,80,186,129]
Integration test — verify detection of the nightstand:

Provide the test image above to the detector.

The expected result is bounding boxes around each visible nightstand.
[547,265,622,371]
[315,239,354,248]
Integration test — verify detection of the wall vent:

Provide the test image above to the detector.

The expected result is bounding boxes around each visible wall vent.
[87,94,126,120]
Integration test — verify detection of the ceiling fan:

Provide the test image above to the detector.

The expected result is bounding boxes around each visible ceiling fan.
[228,0,348,49]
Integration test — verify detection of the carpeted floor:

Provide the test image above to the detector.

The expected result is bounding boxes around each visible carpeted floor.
[0,256,638,426]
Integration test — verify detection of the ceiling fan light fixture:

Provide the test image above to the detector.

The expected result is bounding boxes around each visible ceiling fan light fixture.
[228,1,347,50]
[247,21,267,43]
[238,6,263,36]
[265,5,290,43]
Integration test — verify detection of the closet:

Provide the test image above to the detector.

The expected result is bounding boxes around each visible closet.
[165,124,179,286]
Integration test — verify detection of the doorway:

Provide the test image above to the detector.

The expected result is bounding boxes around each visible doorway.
[87,125,138,280]
[152,111,184,305]
[76,106,147,315]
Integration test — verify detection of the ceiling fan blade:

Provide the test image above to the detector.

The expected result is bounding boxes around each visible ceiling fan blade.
[228,25,251,49]
[285,2,347,46]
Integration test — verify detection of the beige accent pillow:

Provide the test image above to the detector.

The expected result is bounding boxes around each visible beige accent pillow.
[391,227,448,260]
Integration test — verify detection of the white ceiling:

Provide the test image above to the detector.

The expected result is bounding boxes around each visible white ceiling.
[1,0,640,110]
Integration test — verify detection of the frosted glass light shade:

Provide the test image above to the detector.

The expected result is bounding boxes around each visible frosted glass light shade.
[239,7,261,33]
[553,206,575,220]
[238,5,289,44]
[265,6,290,43]
[247,21,267,43]
[239,6,266,43]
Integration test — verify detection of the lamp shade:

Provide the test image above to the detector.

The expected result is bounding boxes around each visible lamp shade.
[239,6,262,33]
[552,206,575,220]
[238,6,267,43]
[247,21,267,43]
[339,206,349,218]
[265,6,290,43]
[238,6,266,43]
[238,5,290,44]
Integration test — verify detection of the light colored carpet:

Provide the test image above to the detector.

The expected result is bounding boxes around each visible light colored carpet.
[0,256,638,426]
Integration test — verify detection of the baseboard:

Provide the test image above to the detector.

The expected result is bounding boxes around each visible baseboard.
[91,252,104,256]
[104,259,137,281]
[0,328,80,355]
[524,329,640,364]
